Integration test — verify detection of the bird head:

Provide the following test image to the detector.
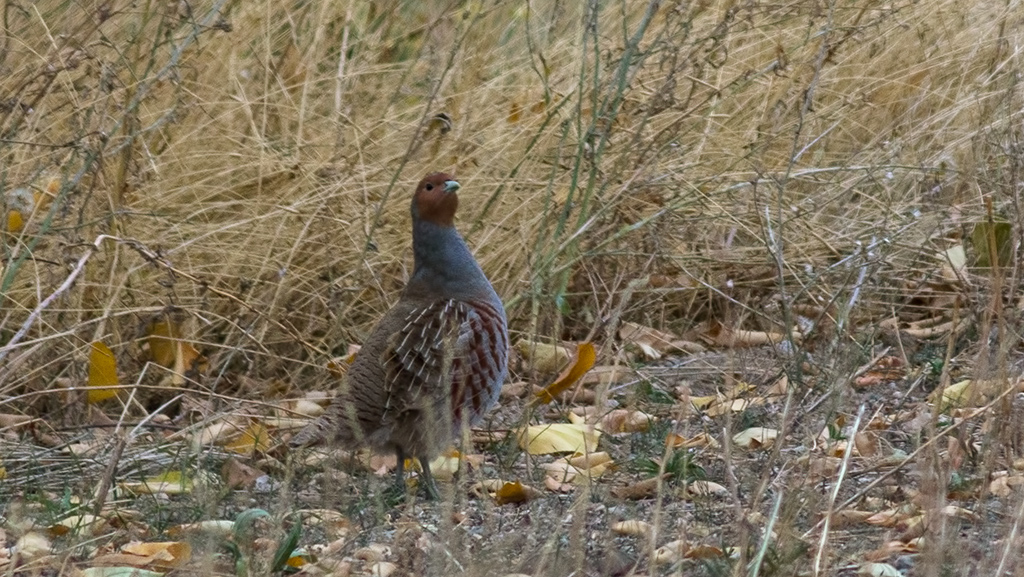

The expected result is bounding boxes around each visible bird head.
[412,172,460,227]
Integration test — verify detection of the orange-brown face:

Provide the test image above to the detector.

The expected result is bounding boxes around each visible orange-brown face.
[413,172,459,226]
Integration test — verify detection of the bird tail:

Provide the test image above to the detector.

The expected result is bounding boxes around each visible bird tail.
[289,395,371,449]
[289,414,329,448]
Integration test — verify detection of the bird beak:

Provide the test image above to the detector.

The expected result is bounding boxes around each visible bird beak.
[443,180,460,193]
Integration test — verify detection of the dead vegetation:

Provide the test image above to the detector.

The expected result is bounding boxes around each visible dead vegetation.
[1,0,1023,575]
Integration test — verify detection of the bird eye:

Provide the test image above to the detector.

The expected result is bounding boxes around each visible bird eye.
[425,183,434,191]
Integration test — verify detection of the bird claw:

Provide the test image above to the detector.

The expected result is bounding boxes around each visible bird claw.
[419,477,441,501]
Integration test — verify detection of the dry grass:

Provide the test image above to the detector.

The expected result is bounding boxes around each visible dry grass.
[1,0,1023,575]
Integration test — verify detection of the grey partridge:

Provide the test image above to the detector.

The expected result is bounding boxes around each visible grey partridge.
[291,172,509,499]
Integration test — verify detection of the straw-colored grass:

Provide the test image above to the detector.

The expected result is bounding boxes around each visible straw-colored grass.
[1,0,1022,575]
[2,1,1019,390]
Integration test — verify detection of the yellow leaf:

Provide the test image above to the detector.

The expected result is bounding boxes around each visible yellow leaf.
[223,423,271,456]
[5,186,35,233]
[507,100,522,124]
[493,481,537,505]
[121,541,192,569]
[518,423,600,455]
[87,341,119,403]
[120,470,192,495]
[49,514,105,538]
[534,342,596,404]
[685,544,729,560]
[6,209,24,233]
[287,552,309,568]
[542,451,613,485]
[690,395,720,410]
[148,315,182,367]
[426,449,486,482]
[932,378,1006,410]
[514,339,571,372]
[704,398,755,417]
[146,310,206,384]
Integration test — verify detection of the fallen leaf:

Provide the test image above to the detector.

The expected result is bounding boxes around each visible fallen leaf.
[690,394,721,410]
[972,221,1013,268]
[666,432,720,449]
[542,452,613,486]
[863,540,916,562]
[166,520,235,539]
[507,100,523,124]
[854,430,879,457]
[653,539,688,564]
[353,544,391,562]
[14,532,51,562]
[864,509,906,527]
[858,562,903,577]
[193,420,245,447]
[853,356,906,388]
[145,309,206,385]
[566,451,613,470]
[619,322,682,359]
[704,398,756,417]
[120,541,192,569]
[544,475,575,493]
[685,480,729,497]
[287,399,325,418]
[534,342,596,404]
[518,423,600,455]
[766,374,789,397]
[493,481,539,505]
[222,458,265,488]
[514,339,571,372]
[120,470,193,495]
[685,544,728,559]
[80,568,166,577]
[599,409,656,433]
[87,341,119,403]
[580,365,637,386]
[0,413,33,428]
[49,514,105,538]
[371,561,397,577]
[611,475,666,500]
[6,209,24,233]
[829,510,875,527]
[732,427,778,449]
[5,187,35,234]
[932,378,1021,409]
[942,504,981,522]
[501,381,529,399]
[703,320,796,348]
[223,423,271,456]
[611,520,653,538]
[426,450,484,481]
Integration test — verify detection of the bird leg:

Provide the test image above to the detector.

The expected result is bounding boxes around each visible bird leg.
[394,447,407,489]
[393,447,440,500]
[419,457,441,501]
